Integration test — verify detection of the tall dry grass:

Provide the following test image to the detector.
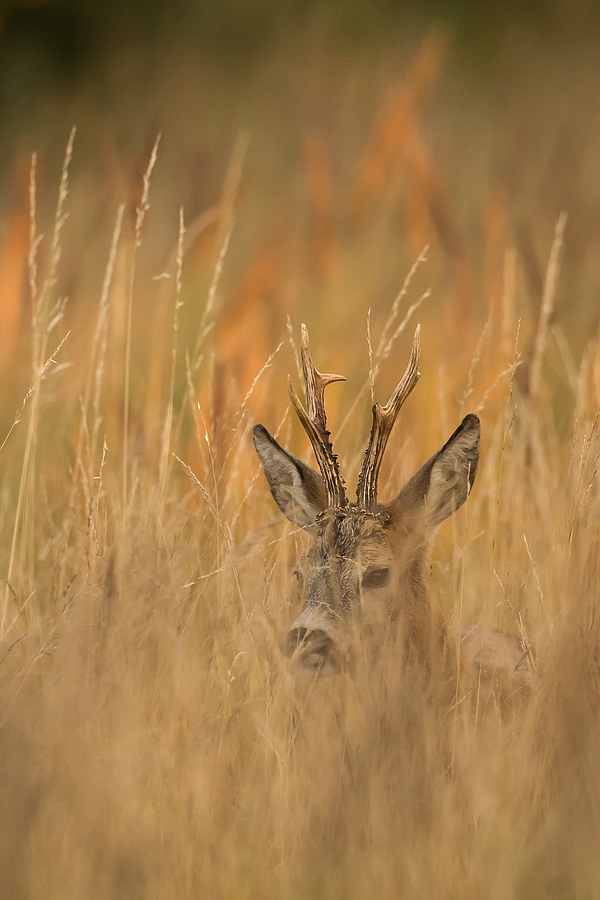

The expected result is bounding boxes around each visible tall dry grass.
[1,47,600,898]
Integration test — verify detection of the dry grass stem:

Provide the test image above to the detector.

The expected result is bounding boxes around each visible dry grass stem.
[529,211,567,404]
[123,133,161,509]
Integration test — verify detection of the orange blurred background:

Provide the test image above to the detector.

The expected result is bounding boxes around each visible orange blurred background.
[0,0,599,474]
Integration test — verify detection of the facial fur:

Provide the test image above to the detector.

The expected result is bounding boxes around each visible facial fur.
[288,504,438,670]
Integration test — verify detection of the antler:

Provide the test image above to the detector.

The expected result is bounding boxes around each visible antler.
[288,324,348,508]
[357,325,421,511]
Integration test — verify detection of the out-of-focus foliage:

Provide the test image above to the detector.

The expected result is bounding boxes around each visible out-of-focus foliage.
[1,0,600,114]
[0,3,599,897]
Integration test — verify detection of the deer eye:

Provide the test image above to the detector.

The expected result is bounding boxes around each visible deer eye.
[361,566,390,590]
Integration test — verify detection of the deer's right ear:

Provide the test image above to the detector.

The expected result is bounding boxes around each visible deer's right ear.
[392,414,480,528]
[253,424,327,528]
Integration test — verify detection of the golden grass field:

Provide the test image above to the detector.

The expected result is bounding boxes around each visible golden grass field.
[1,27,600,898]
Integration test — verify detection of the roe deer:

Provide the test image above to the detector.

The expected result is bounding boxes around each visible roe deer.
[253,325,532,693]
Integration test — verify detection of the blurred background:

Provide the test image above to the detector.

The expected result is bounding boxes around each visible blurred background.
[1,0,600,461]
[2,10,600,896]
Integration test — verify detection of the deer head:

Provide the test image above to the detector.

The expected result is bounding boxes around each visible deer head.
[253,325,480,676]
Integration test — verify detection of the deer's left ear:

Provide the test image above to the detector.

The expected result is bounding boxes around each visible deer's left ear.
[253,424,328,528]
[392,414,480,527]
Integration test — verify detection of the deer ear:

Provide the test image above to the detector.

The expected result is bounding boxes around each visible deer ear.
[393,414,480,527]
[253,424,327,528]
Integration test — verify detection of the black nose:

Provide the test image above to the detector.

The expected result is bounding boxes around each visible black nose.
[287,627,339,673]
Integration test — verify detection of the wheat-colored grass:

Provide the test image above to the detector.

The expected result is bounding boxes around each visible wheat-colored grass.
[1,42,600,897]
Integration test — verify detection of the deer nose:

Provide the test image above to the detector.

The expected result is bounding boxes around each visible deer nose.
[286,627,340,674]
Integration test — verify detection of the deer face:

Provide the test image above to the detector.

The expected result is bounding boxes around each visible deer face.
[253,326,480,676]
[288,509,397,674]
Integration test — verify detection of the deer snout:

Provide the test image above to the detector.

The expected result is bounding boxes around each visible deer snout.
[286,626,341,676]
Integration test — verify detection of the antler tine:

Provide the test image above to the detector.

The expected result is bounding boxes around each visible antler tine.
[300,324,346,433]
[357,325,421,511]
[287,324,347,508]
